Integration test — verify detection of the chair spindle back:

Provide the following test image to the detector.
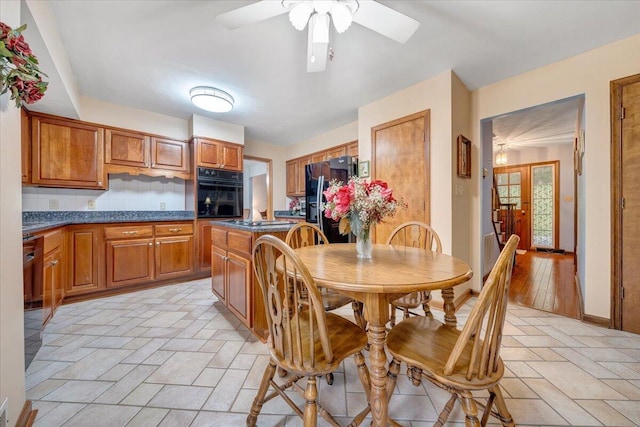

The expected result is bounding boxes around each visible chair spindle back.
[386,221,442,252]
[285,222,329,249]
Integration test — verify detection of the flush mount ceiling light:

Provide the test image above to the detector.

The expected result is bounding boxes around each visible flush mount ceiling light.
[190,86,234,113]
[215,1,420,73]
[495,144,508,166]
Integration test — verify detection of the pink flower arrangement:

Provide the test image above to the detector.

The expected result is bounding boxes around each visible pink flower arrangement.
[322,176,406,239]
[1,22,48,108]
[288,198,301,212]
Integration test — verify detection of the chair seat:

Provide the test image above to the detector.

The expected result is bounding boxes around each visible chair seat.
[386,316,504,389]
[272,311,368,376]
[320,287,355,310]
[392,291,428,309]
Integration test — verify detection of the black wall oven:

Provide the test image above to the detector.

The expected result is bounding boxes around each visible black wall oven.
[197,167,243,218]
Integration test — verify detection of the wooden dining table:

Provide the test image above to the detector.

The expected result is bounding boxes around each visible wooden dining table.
[292,243,473,427]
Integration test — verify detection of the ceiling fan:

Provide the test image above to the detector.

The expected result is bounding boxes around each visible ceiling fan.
[215,0,420,72]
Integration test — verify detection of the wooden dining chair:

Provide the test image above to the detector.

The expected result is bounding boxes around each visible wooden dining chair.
[385,221,442,327]
[385,234,519,427]
[285,222,366,385]
[248,235,370,427]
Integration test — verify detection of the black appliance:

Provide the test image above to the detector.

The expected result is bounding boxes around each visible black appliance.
[23,234,43,370]
[305,156,357,243]
[197,167,243,218]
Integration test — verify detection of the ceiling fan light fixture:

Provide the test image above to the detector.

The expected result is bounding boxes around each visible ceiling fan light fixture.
[313,0,333,15]
[190,86,234,113]
[288,0,314,30]
[311,13,330,43]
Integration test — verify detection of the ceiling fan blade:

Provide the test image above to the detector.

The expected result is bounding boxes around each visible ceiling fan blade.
[353,0,420,44]
[215,1,288,30]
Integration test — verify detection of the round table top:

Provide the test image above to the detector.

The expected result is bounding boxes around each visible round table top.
[292,243,473,294]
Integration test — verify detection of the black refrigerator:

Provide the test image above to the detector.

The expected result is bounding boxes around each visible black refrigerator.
[305,156,357,243]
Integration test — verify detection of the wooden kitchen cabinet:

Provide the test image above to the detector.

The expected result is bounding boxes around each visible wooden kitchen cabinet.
[197,220,213,273]
[105,128,149,168]
[105,128,190,179]
[311,152,326,163]
[105,225,154,288]
[326,145,346,159]
[285,156,310,197]
[154,223,194,280]
[196,138,243,171]
[66,225,103,297]
[210,227,253,327]
[346,140,358,158]
[151,137,189,173]
[42,228,64,326]
[31,113,106,189]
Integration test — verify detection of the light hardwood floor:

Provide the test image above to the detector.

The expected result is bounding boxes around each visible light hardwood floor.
[509,250,580,319]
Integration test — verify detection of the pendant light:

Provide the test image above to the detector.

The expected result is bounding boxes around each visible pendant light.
[495,144,508,166]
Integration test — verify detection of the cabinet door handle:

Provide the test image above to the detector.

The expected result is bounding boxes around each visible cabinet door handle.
[156,242,160,245]
[168,228,182,233]
[149,242,153,246]
[122,230,138,235]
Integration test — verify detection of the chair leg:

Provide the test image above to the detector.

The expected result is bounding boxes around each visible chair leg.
[388,304,396,327]
[422,291,434,318]
[247,359,277,427]
[489,385,515,427]
[402,307,410,319]
[352,301,366,331]
[386,358,401,398]
[325,373,334,385]
[459,390,481,427]
[434,393,458,427]
[303,376,318,427]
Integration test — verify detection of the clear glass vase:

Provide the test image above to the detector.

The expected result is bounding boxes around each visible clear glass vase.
[350,214,372,259]
[356,234,373,259]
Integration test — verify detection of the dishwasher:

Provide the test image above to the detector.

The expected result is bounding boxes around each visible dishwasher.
[23,234,43,370]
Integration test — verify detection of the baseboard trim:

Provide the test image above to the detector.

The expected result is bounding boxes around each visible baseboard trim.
[582,313,610,327]
[16,400,37,427]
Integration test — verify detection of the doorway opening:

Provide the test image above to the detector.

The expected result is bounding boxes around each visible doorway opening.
[243,156,273,220]
[481,95,584,319]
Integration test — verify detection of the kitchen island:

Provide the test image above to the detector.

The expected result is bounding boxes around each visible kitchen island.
[209,220,296,341]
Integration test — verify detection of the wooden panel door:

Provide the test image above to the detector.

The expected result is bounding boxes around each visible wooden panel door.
[286,159,297,196]
[155,236,194,280]
[151,137,189,172]
[105,128,149,167]
[226,252,251,327]
[613,76,640,334]
[372,111,430,243]
[66,226,102,295]
[494,165,531,250]
[211,245,227,303]
[221,143,242,171]
[31,115,105,189]
[296,156,310,195]
[197,138,222,168]
[106,238,154,287]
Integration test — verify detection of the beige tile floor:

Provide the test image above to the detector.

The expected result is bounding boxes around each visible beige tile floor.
[26,278,640,426]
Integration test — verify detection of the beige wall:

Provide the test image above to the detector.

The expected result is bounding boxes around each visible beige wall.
[470,33,640,318]
[1,4,27,426]
[244,138,288,211]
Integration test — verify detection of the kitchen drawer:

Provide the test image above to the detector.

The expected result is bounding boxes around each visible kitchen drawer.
[43,229,64,254]
[227,230,252,256]
[104,225,153,240]
[155,223,193,237]
[211,227,228,248]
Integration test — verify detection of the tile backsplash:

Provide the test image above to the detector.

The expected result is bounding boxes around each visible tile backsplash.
[22,174,186,212]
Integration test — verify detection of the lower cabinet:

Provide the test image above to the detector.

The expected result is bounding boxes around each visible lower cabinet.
[66,225,103,296]
[210,225,288,340]
[42,229,64,326]
[197,220,213,273]
[106,237,155,288]
[155,235,194,280]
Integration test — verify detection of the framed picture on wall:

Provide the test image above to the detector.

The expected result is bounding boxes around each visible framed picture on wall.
[457,135,471,178]
[359,160,370,177]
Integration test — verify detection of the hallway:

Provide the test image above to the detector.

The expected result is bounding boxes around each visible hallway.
[509,250,581,319]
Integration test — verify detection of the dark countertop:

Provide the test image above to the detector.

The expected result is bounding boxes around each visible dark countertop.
[273,210,306,219]
[22,211,195,234]
[209,219,296,233]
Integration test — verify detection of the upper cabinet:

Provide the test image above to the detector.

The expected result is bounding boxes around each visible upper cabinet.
[325,145,346,160]
[105,128,189,179]
[346,140,358,158]
[31,114,106,189]
[195,137,243,171]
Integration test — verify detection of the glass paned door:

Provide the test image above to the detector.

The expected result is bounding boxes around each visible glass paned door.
[531,164,556,248]
[494,166,530,250]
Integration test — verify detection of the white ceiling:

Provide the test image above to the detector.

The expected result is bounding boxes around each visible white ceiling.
[24,1,640,146]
